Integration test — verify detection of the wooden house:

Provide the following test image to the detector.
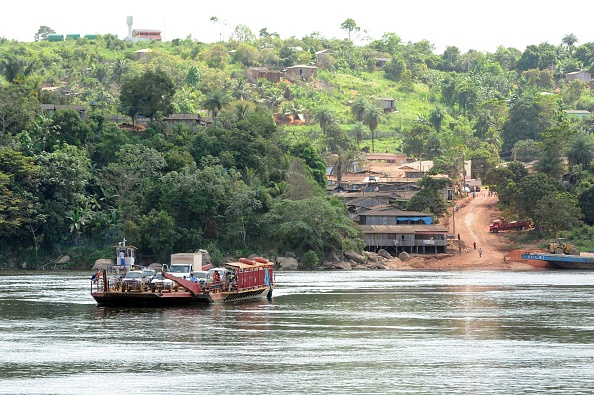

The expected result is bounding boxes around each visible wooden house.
[163,114,212,131]
[361,224,448,254]
[563,109,591,119]
[372,96,396,112]
[135,48,153,60]
[374,57,391,69]
[40,104,86,120]
[565,70,592,83]
[357,205,434,226]
[284,65,318,79]
[400,166,425,179]
[246,67,282,84]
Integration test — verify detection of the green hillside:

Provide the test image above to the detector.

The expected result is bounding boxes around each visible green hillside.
[1,28,594,268]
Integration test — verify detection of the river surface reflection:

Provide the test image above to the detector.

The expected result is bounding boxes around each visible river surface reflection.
[1,270,594,394]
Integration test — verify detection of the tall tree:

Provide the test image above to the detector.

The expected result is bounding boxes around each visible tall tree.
[350,96,368,122]
[533,148,564,179]
[0,54,37,84]
[363,104,383,153]
[566,133,594,169]
[119,69,175,125]
[314,106,334,135]
[406,176,451,216]
[340,18,360,41]
[0,84,38,137]
[34,26,56,42]
[203,90,230,117]
[501,93,557,151]
[533,191,582,236]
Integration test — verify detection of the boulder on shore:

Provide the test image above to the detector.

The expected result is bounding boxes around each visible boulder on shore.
[343,250,366,265]
[364,251,383,263]
[277,256,299,270]
[378,249,393,259]
[398,251,410,261]
[93,258,114,270]
[333,261,352,270]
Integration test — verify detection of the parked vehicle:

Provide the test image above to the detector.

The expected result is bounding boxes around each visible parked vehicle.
[120,271,144,291]
[141,269,155,284]
[548,238,580,255]
[489,217,531,232]
[191,271,210,284]
[149,272,175,290]
[164,252,208,279]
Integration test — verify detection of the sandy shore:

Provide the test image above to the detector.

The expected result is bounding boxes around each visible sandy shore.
[381,195,555,271]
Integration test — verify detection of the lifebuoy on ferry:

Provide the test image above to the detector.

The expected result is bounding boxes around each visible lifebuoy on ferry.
[253,257,268,264]
[239,258,250,264]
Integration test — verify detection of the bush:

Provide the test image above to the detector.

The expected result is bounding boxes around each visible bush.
[207,242,223,265]
[299,250,319,270]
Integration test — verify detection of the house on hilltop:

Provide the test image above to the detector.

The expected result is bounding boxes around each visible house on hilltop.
[246,67,282,84]
[40,104,86,120]
[565,70,592,83]
[284,65,318,79]
[163,114,213,131]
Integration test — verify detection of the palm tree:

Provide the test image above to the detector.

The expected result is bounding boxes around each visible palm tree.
[314,106,334,135]
[485,129,503,152]
[203,90,230,117]
[232,79,252,101]
[363,104,383,153]
[567,132,594,169]
[429,104,447,133]
[265,87,284,110]
[350,96,368,121]
[233,100,254,120]
[534,149,564,179]
[111,58,129,84]
[562,33,578,49]
[350,121,367,145]
[1,54,36,83]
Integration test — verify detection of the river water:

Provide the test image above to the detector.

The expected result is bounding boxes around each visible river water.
[1,270,594,394]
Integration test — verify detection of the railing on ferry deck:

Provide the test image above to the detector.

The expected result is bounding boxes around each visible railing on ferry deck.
[91,269,273,295]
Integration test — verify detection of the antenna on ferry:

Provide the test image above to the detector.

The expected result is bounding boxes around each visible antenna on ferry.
[122,238,126,246]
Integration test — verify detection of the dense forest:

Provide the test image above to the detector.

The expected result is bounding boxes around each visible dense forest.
[1,22,594,269]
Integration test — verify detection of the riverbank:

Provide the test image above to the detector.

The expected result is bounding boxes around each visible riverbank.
[379,194,554,271]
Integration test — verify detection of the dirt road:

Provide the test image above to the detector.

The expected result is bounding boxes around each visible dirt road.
[388,194,546,270]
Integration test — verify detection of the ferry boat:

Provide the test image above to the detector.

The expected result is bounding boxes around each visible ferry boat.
[91,243,274,306]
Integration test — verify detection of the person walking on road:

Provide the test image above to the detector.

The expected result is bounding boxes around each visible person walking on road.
[479,247,483,257]
[473,241,476,250]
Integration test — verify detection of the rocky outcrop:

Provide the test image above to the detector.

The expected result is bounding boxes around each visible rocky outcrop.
[93,258,114,270]
[277,256,299,270]
[332,261,352,270]
[343,250,367,265]
[398,251,411,261]
[269,250,409,271]
[378,249,393,260]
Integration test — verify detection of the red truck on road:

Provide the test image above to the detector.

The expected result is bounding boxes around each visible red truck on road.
[489,217,531,232]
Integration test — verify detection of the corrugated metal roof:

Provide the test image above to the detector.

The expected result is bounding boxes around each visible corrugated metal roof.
[360,224,448,234]
[359,205,431,217]
[164,114,201,121]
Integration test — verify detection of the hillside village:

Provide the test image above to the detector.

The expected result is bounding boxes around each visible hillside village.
[1,18,594,269]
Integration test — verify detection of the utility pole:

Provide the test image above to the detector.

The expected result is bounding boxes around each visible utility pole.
[452,206,455,239]
[462,152,466,196]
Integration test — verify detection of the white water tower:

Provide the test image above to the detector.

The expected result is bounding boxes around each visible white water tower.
[127,16,133,38]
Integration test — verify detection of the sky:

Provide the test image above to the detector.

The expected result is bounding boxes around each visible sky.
[2,1,594,54]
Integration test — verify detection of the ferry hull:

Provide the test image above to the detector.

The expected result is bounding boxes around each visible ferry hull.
[521,252,594,270]
[92,286,272,306]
